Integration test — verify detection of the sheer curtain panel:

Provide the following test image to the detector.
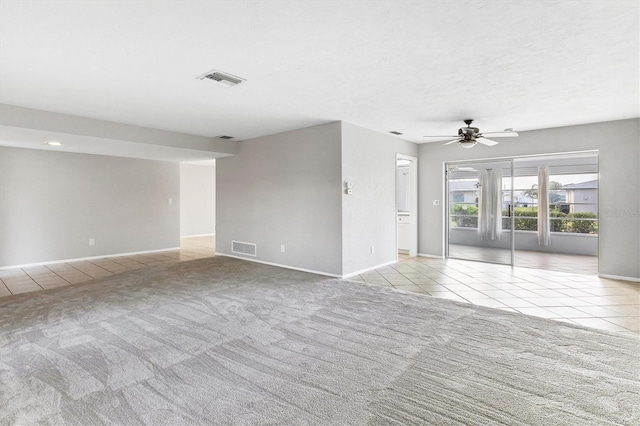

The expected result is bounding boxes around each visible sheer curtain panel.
[478,168,502,241]
[537,165,551,246]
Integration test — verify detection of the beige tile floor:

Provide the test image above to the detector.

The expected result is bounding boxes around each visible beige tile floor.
[0,236,215,297]
[352,254,638,337]
[1,236,637,337]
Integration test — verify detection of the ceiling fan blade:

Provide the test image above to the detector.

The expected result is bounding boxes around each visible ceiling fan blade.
[423,135,458,138]
[477,137,499,146]
[479,131,519,138]
[443,139,461,145]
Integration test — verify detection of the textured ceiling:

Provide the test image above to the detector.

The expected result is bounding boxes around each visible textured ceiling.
[0,0,638,144]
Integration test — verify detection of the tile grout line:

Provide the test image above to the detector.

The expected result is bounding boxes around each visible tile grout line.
[44,265,75,286]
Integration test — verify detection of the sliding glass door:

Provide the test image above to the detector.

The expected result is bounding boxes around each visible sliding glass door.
[446,152,598,273]
[446,160,514,265]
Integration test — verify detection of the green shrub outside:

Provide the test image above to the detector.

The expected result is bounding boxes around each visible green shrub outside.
[450,204,597,234]
[568,212,599,234]
[450,204,478,228]
[550,210,569,232]
[513,209,537,231]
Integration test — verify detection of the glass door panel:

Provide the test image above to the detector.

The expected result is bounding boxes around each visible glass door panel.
[511,153,599,274]
[446,160,513,265]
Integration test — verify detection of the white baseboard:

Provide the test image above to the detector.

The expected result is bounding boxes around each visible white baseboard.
[418,253,445,259]
[216,253,400,279]
[0,247,181,271]
[215,252,342,278]
[342,260,397,278]
[598,273,640,283]
[180,233,215,238]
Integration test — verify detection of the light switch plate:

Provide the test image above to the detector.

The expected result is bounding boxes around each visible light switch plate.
[433,200,439,205]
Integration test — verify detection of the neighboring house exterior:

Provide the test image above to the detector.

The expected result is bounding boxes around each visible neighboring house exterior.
[449,180,478,205]
[451,180,538,209]
[564,180,598,213]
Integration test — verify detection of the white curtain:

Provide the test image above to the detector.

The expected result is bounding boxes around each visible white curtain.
[538,165,551,246]
[478,168,502,240]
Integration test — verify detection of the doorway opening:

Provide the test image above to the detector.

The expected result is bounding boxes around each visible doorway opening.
[445,152,598,274]
[396,154,418,257]
[179,161,217,257]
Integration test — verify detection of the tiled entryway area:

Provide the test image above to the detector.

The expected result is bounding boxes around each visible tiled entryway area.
[0,236,214,297]
[1,237,637,337]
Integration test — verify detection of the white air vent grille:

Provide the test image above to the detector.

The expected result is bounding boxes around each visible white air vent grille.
[232,240,257,257]
[197,69,245,88]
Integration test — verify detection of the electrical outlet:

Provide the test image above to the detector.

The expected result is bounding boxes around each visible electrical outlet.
[89,238,96,246]
[168,198,173,205]
[281,244,285,253]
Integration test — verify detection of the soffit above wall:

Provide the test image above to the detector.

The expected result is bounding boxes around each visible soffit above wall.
[0,104,238,162]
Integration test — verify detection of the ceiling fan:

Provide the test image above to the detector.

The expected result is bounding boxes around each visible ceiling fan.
[424,119,518,148]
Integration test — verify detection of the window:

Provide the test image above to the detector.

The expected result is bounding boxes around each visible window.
[512,173,598,234]
[450,173,598,234]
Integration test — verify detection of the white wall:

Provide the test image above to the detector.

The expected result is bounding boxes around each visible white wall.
[0,147,180,267]
[216,122,343,276]
[418,118,640,280]
[216,121,419,277]
[180,163,216,236]
[341,122,418,276]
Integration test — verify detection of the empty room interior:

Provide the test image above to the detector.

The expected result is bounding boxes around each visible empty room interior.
[0,1,638,424]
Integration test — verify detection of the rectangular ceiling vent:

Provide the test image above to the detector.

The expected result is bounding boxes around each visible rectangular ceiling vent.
[389,131,403,135]
[232,240,257,257]
[197,69,245,88]
[216,135,234,139]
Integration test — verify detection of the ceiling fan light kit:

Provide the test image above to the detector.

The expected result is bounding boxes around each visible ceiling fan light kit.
[423,119,519,148]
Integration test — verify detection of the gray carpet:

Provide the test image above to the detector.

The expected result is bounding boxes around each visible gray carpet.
[0,257,638,425]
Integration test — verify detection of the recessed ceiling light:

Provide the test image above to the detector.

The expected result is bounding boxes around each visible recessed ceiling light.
[44,140,63,146]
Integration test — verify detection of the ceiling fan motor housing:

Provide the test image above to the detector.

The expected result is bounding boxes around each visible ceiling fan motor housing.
[459,126,480,140]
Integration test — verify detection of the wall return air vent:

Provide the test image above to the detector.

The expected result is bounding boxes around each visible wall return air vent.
[196,69,245,88]
[232,240,257,257]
